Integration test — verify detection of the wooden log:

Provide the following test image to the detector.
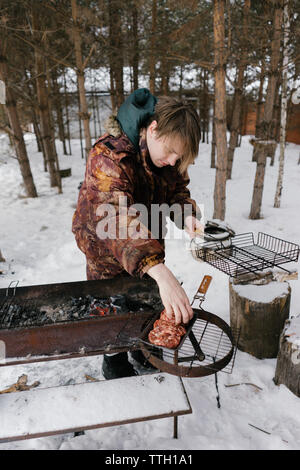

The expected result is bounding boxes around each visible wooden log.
[229,277,291,359]
[59,168,72,178]
[274,315,300,397]
[232,269,298,286]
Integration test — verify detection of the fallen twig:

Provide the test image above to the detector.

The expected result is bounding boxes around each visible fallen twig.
[248,423,271,435]
[85,374,98,382]
[0,374,40,394]
[248,423,289,444]
[225,382,263,391]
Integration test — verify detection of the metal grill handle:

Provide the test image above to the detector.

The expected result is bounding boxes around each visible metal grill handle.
[5,280,19,297]
[191,275,212,308]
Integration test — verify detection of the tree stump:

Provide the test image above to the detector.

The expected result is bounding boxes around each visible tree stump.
[229,276,291,359]
[274,315,300,397]
[0,250,5,263]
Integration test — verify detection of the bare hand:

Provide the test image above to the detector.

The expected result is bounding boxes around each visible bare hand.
[147,263,193,325]
[184,215,204,239]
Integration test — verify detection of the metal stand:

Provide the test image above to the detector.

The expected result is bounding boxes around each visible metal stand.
[173,350,179,439]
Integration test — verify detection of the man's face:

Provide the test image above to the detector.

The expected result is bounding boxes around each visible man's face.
[146,121,184,168]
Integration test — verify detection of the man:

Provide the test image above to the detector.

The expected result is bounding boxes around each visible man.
[72,88,203,379]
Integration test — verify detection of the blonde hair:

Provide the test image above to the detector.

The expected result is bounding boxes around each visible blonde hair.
[148,96,201,174]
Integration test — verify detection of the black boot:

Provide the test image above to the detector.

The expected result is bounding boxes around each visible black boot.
[102,353,137,380]
[130,348,163,371]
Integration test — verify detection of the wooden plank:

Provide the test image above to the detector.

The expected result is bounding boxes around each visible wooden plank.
[0,373,192,443]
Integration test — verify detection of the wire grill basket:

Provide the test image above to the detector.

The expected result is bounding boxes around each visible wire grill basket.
[191,232,300,277]
[119,309,240,378]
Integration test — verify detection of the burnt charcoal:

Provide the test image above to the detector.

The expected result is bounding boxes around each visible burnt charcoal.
[126,298,150,312]
[0,292,161,330]
[110,294,129,313]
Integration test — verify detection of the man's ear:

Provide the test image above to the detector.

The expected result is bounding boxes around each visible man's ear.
[149,120,158,135]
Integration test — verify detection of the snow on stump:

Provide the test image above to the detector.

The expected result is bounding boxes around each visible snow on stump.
[274,315,300,397]
[229,275,291,359]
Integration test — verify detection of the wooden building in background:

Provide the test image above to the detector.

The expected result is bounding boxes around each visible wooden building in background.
[241,101,300,144]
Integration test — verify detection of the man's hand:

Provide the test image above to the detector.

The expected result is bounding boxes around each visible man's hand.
[147,263,193,325]
[184,215,204,239]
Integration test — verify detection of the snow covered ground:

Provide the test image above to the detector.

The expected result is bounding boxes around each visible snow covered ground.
[0,132,299,450]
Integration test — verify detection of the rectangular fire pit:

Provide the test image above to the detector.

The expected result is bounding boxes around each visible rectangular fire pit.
[0,275,163,365]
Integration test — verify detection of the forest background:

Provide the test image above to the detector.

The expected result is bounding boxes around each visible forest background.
[0,0,299,223]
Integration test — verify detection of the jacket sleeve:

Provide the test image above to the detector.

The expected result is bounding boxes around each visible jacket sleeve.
[87,143,165,278]
[167,169,202,230]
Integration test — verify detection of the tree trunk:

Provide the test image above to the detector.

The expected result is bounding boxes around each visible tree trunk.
[32,112,43,154]
[198,68,206,143]
[32,83,46,166]
[95,87,102,135]
[149,0,157,94]
[201,70,205,143]
[249,142,268,219]
[132,0,139,90]
[178,65,183,100]
[35,53,59,188]
[270,98,280,165]
[25,75,44,155]
[91,86,97,139]
[108,0,124,111]
[252,61,266,162]
[71,0,92,158]
[274,92,281,144]
[203,69,209,144]
[274,0,290,208]
[46,60,62,193]
[269,72,282,165]
[77,90,84,160]
[249,0,283,220]
[0,54,38,198]
[52,69,68,155]
[63,70,72,155]
[226,0,250,179]
[159,7,170,96]
[237,95,246,147]
[32,11,59,188]
[211,96,216,168]
[109,70,117,113]
[213,0,227,220]
[45,61,58,161]
[160,55,169,95]
[255,62,266,138]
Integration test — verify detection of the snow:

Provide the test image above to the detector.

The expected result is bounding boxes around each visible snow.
[0,132,300,450]
[60,66,199,95]
[232,281,290,304]
[285,315,300,347]
[0,373,190,440]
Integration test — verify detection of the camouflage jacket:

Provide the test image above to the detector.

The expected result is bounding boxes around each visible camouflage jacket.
[72,128,200,280]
